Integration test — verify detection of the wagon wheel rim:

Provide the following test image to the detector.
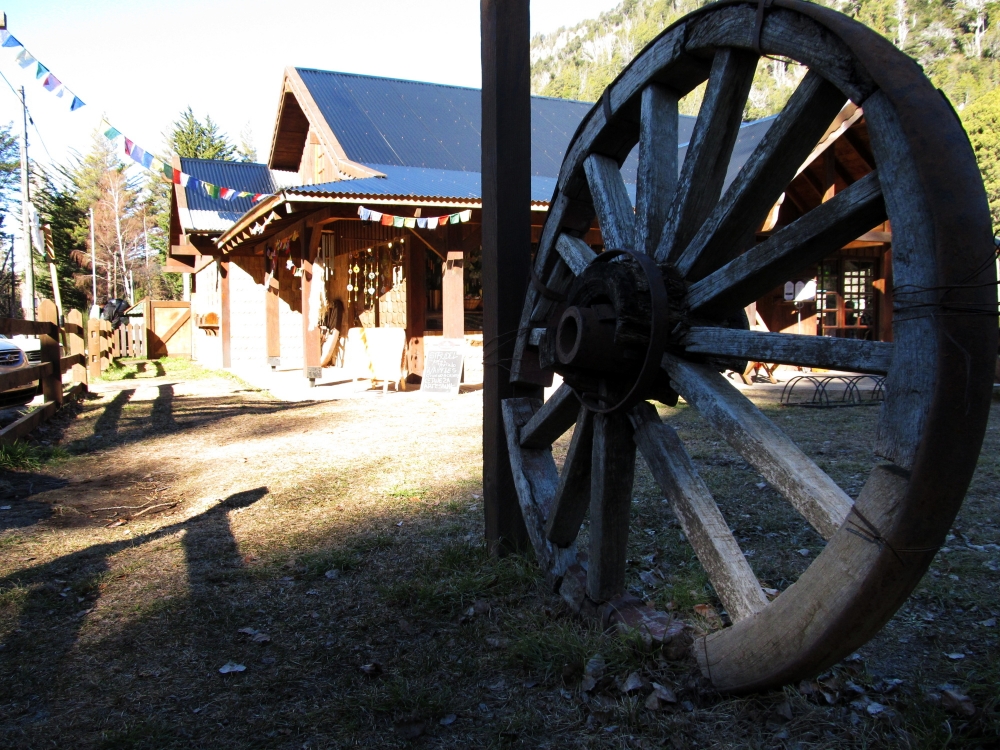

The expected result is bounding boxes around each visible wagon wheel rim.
[502,0,996,692]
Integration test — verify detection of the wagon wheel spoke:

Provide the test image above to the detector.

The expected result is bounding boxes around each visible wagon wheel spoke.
[675,72,848,281]
[556,233,598,276]
[656,47,759,265]
[585,155,636,251]
[636,84,679,256]
[630,402,768,622]
[587,411,637,601]
[686,171,886,318]
[545,405,594,547]
[663,353,853,540]
[682,328,894,375]
[519,382,580,448]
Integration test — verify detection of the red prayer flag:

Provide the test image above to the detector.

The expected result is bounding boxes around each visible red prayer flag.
[380,214,393,226]
[124,138,134,155]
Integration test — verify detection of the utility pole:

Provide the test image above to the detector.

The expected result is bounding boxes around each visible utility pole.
[18,84,34,320]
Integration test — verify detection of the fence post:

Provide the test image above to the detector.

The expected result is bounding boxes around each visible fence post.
[67,308,87,387]
[88,318,101,381]
[100,320,111,373]
[37,298,62,405]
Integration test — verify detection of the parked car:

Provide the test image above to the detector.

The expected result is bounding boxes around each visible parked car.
[0,334,38,408]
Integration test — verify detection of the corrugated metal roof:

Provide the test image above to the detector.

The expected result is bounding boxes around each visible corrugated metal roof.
[286,163,560,204]
[296,69,697,181]
[677,116,776,194]
[180,158,299,216]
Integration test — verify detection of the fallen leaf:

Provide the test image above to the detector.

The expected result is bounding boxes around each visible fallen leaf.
[580,675,597,693]
[946,652,966,660]
[219,662,246,674]
[306,589,320,596]
[980,618,996,628]
[393,718,426,739]
[585,654,606,679]
[693,603,722,627]
[621,671,644,694]
[773,700,793,721]
[644,693,662,711]
[439,714,457,726]
[360,662,382,676]
[484,636,508,649]
[797,548,810,557]
[252,632,271,644]
[651,683,677,704]
[473,599,491,616]
[238,627,257,636]
[941,689,976,717]
[324,569,340,580]
[866,701,885,716]
[756,482,767,489]
[523,680,538,689]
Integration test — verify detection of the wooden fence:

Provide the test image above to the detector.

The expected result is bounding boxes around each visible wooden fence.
[0,300,89,445]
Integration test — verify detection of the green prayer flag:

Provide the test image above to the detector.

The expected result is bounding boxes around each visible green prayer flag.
[449,213,460,224]
[162,163,174,180]
[393,216,404,227]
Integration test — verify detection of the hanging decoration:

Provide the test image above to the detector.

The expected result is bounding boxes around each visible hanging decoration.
[100,121,273,204]
[0,29,84,111]
[357,206,471,229]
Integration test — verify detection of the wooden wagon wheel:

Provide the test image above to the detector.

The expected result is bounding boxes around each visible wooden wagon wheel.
[501,0,996,693]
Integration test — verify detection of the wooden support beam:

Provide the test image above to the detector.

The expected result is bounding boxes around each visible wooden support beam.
[266,266,280,368]
[443,250,465,339]
[405,239,427,377]
[220,260,231,368]
[301,227,323,384]
[482,0,538,554]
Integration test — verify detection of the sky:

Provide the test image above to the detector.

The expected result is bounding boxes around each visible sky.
[0,0,621,171]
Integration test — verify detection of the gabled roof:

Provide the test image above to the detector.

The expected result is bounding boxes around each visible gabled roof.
[174,158,299,233]
[270,68,699,181]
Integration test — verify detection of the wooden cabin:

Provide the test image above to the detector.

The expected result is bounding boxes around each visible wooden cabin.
[167,68,889,384]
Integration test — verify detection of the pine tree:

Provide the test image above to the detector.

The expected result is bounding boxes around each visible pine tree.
[962,86,1000,230]
[29,166,88,311]
[166,107,237,161]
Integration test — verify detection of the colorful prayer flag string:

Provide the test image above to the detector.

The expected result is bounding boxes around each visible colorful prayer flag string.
[105,122,272,204]
[0,29,84,111]
[357,205,471,229]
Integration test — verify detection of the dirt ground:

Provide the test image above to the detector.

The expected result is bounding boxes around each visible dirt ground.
[0,360,997,749]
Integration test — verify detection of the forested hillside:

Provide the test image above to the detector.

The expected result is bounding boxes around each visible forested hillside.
[530,0,1000,117]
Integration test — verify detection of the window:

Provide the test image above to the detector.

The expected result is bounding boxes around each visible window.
[816,259,877,339]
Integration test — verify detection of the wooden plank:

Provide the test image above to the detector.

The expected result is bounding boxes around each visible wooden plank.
[519,382,580,448]
[555,233,597,276]
[656,47,758,266]
[0,362,50,391]
[37,299,61,406]
[0,401,57,446]
[635,84,678,257]
[501,397,577,577]
[676,72,846,281]
[584,153,635,251]
[545,406,593,546]
[482,0,539,552]
[631,401,768,621]
[0,318,57,337]
[663,354,852,540]
[443,250,465,338]
[301,228,323,382]
[687,171,885,317]
[588,410,637,601]
[683,328,894,375]
[60,353,86,373]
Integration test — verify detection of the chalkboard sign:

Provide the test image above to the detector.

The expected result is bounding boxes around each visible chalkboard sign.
[421,338,465,394]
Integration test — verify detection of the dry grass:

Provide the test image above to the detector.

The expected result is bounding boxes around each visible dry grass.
[0,366,997,748]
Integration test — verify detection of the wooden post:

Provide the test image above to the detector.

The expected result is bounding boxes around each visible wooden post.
[100,320,110,373]
[37,298,61,405]
[301,228,323,385]
[481,0,537,554]
[266,267,280,369]
[220,259,231,368]
[87,317,101,380]
[443,249,465,339]
[67,308,86,386]
[405,241,426,377]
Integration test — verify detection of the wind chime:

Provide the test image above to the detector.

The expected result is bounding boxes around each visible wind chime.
[346,247,378,308]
